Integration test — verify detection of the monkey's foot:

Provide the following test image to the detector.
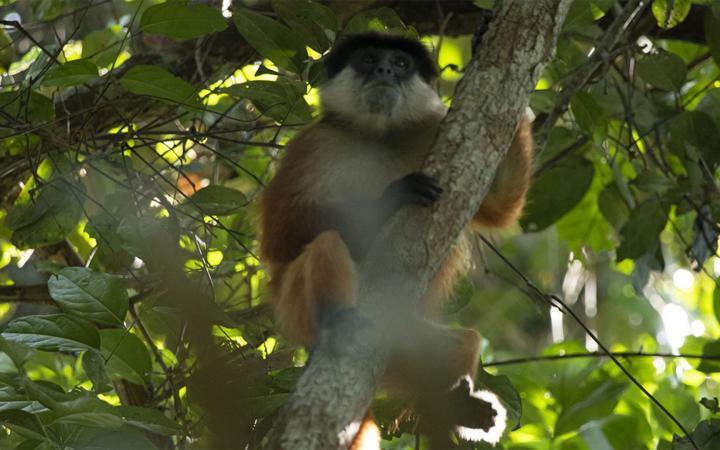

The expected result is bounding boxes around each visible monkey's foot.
[450,375,507,444]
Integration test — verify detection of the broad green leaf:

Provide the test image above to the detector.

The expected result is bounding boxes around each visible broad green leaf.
[224,79,312,124]
[0,386,33,413]
[5,179,85,249]
[651,0,691,29]
[233,9,308,73]
[48,267,128,326]
[521,155,595,232]
[556,171,614,253]
[140,0,227,40]
[616,199,669,261]
[0,336,35,369]
[598,182,630,230]
[120,65,201,109]
[705,13,720,67]
[670,111,720,168]
[118,406,183,435]
[273,0,337,53]
[343,7,408,34]
[42,59,98,87]
[697,340,720,373]
[476,369,522,430]
[2,314,100,352]
[632,170,674,193]
[673,419,720,450]
[0,91,55,125]
[184,185,248,216]
[570,92,606,136]
[0,410,51,442]
[77,426,157,449]
[714,285,720,327]
[652,379,700,435]
[0,28,13,70]
[555,380,627,436]
[82,28,126,67]
[100,329,152,385]
[636,51,687,91]
[82,350,112,393]
[54,412,123,429]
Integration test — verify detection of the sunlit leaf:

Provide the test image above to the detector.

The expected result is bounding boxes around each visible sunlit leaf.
[651,0,691,29]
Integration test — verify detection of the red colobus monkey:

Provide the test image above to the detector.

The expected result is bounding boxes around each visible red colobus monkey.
[259,32,532,446]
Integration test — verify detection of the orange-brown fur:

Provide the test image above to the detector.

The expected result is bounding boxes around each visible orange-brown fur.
[259,115,532,347]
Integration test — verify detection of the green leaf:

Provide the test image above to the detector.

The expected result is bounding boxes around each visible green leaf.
[652,379,700,435]
[651,0,691,29]
[714,285,720,327]
[120,65,201,109]
[570,92,606,136]
[598,182,630,229]
[674,419,720,450]
[0,91,55,125]
[140,0,227,41]
[636,51,687,91]
[343,7,408,34]
[48,267,128,326]
[670,111,720,167]
[54,412,123,429]
[616,199,669,261]
[233,9,308,73]
[697,340,720,373]
[42,59,98,87]
[0,386,33,413]
[273,0,337,53]
[82,28,126,67]
[705,13,720,68]
[82,350,112,393]
[0,410,51,442]
[5,179,85,249]
[555,380,627,436]
[118,406,183,436]
[0,336,35,370]
[2,314,100,352]
[100,329,152,385]
[224,79,312,124]
[183,185,248,216]
[520,155,595,232]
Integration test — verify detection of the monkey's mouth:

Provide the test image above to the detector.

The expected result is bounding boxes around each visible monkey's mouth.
[363,82,401,114]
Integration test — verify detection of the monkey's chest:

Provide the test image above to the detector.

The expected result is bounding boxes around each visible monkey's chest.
[317,145,424,202]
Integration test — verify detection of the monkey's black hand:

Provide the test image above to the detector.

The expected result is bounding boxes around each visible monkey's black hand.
[382,172,443,209]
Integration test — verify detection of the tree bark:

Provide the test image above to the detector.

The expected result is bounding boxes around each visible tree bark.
[268,1,572,448]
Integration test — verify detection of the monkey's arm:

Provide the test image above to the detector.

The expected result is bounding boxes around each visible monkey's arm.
[473,115,533,229]
[328,173,442,258]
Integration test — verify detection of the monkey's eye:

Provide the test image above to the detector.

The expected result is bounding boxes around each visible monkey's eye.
[393,56,409,70]
[362,53,377,65]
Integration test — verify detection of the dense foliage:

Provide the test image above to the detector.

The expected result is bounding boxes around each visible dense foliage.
[0,0,719,448]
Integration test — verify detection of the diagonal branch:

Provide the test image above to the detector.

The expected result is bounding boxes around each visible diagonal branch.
[269,1,572,448]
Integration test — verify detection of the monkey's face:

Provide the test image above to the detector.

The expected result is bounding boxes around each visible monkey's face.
[321,47,445,133]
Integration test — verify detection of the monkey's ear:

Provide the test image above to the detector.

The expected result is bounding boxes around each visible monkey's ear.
[451,376,508,444]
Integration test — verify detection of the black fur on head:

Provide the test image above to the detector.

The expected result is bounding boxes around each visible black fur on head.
[324,32,438,82]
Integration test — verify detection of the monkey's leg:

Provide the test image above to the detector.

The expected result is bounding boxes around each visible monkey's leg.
[273,230,357,346]
[473,115,533,229]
